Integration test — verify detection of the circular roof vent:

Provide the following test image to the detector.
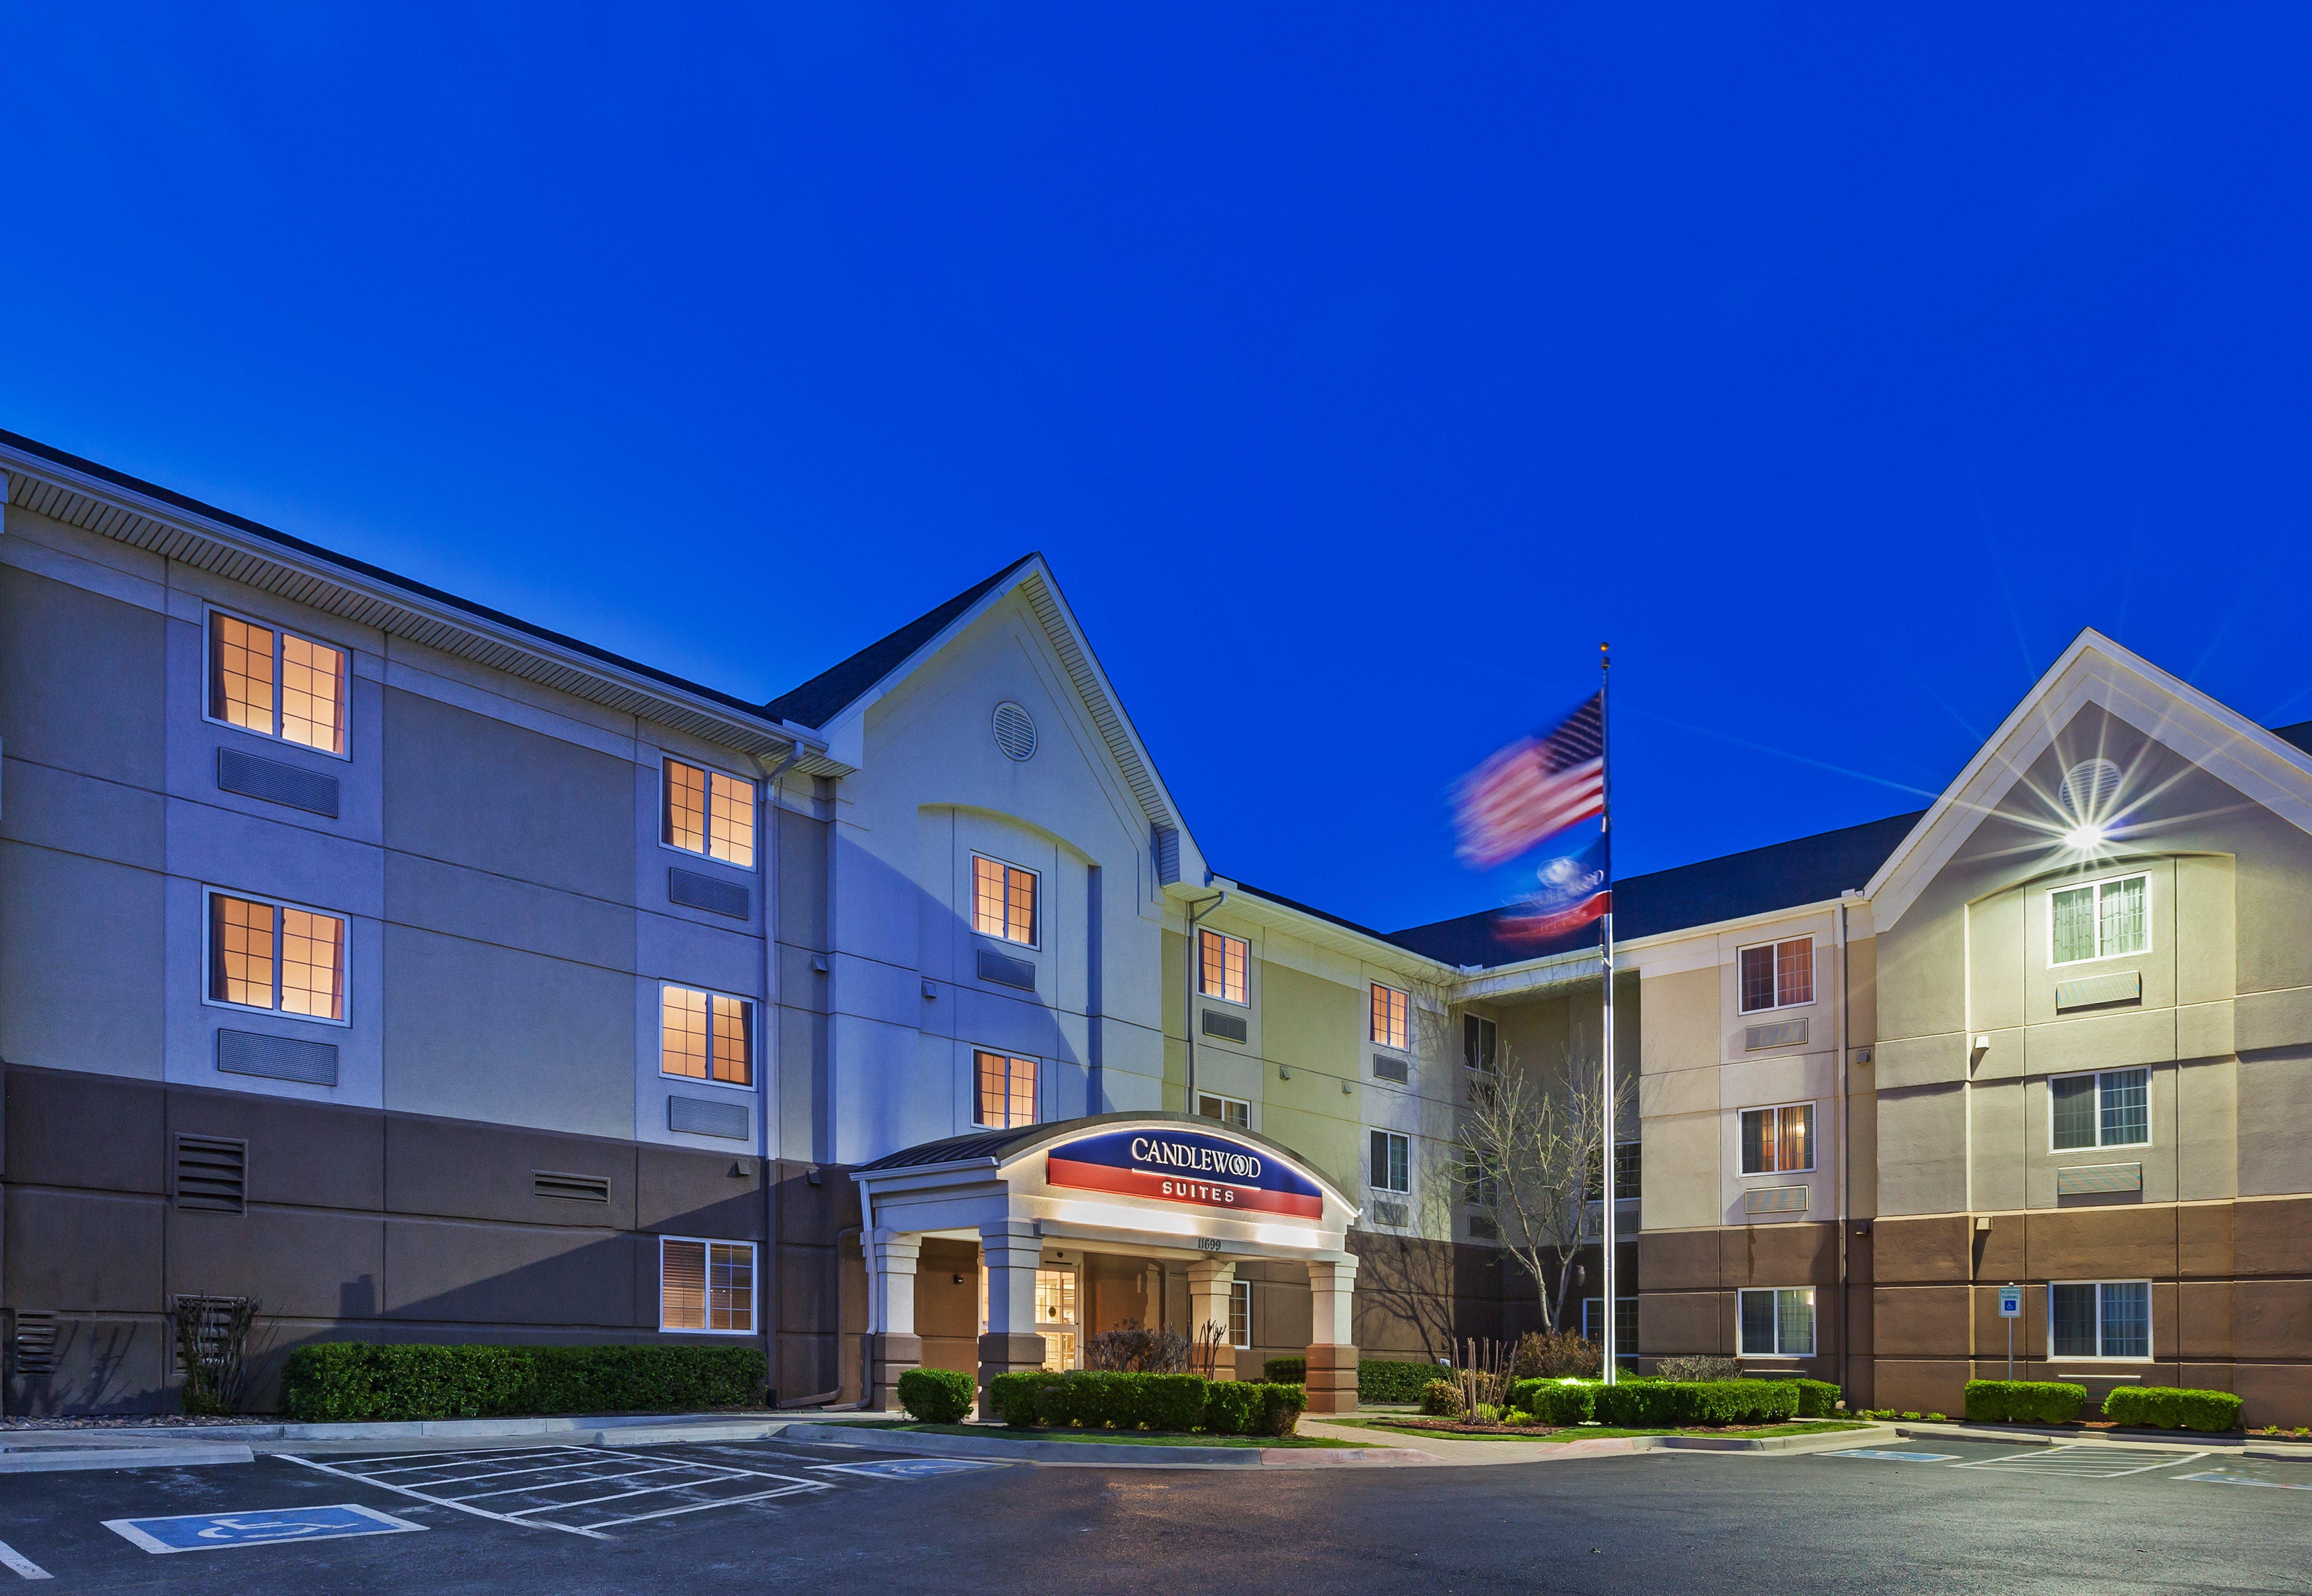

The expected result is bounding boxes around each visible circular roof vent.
[992,701,1037,762]
[2059,757,2122,819]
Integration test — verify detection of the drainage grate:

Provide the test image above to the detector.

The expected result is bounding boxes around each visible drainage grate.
[534,1170,611,1203]
[174,1135,247,1214]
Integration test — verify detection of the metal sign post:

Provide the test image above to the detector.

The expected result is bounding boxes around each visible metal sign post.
[1998,1283,2022,1379]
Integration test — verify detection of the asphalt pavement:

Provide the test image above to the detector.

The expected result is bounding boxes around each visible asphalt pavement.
[0,1432,2302,1594]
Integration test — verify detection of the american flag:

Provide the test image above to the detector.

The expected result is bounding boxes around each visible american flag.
[1452,691,1605,868]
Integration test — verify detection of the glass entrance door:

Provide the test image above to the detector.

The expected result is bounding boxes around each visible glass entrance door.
[1034,1266,1079,1371]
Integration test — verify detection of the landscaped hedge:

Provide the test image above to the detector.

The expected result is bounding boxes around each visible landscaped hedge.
[2102,1387,2244,1433]
[1962,1380,2087,1425]
[1791,1378,1843,1418]
[1594,1379,1799,1428]
[1202,1381,1306,1437]
[986,1371,1302,1436]
[896,1368,976,1424]
[1510,1379,1598,1425]
[281,1343,767,1423]
[1259,1356,1448,1405]
[988,1370,1068,1427]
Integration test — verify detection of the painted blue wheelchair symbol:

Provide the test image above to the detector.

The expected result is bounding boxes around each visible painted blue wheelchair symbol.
[105,1504,425,1554]
[812,1458,1002,1480]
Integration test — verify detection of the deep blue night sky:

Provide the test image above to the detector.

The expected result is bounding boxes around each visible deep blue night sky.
[7,7,2311,931]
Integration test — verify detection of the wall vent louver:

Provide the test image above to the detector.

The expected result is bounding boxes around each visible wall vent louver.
[992,701,1038,761]
[1371,1054,1409,1084]
[2054,970,2142,1011]
[1743,1184,1810,1215]
[534,1170,611,1203]
[2059,757,2123,819]
[12,1313,57,1377]
[977,948,1037,991]
[217,1028,339,1086]
[668,1095,751,1140]
[1744,1017,1808,1051]
[1200,1009,1248,1043]
[174,1135,247,1215]
[668,866,750,920]
[1467,1214,1502,1241]
[1371,1200,1410,1228]
[1152,824,1182,886]
[2056,1161,2143,1196]
[217,747,340,817]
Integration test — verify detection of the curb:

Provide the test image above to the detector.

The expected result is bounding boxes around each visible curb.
[778,1422,1435,1468]
[0,1444,255,1474]
[2,1410,813,1445]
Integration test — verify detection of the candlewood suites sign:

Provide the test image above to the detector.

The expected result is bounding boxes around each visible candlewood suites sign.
[1045,1128,1324,1219]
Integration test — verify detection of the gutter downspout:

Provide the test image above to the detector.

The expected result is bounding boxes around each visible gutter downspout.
[1834,897,1850,1404]
[1182,889,1229,1115]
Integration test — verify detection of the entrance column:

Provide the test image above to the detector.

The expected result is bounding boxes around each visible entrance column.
[1185,1259,1238,1382]
[977,1218,1047,1421]
[1304,1255,1360,1414]
[865,1230,922,1412]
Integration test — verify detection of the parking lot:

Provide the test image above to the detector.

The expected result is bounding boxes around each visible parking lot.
[1,1432,2306,1594]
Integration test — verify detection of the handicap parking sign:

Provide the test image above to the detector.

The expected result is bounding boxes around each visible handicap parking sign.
[1998,1286,2023,1319]
[104,1504,425,1554]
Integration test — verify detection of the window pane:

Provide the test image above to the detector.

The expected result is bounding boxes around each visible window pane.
[1780,1104,1812,1173]
[2100,876,2146,957]
[1006,1054,1037,1129]
[709,995,752,1086]
[2050,1283,2098,1357]
[2051,887,2096,963]
[972,857,1006,937]
[662,986,709,1079]
[1006,866,1037,944]
[1390,1135,1409,1193]
[278,632,347,755]
[1776,939,1814,1007]
[1739,1290,1776,1355]
[709,1242,754,1332]
[665,761,707,854]
[1464,1013,1498,1073]
[1200,930,1247,1003]
[1614,1140,1642,1199]
[2099,1068,2148,1146]
[1740,1108,1771,1175]
[707,772,755,868]
[976,1050,1008,1126]
[278,909,344,1021]
[1778,1288,1816,1356]
[2099,1281,2149,1358]
[1222,934,1245,1003]
[1229,1279,1251,1348]
[1739,945,1776,1012]
[1225,1098,1248,1129]
[2050,1075,2097,1150]
[1372,985,1407,1050]
[209,895,275,1008]
[1370,1130,1389,1187]
[662,1239,706,1330]
[209,613,275,735]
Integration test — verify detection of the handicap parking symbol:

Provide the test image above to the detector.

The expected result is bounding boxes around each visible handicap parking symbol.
[812,1458,1003,1480]
[104,1504,426,1554]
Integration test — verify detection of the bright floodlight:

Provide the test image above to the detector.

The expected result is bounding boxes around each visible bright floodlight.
[2063,822,2105,851]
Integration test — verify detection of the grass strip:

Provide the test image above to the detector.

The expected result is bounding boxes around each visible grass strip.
[1332,1418,1873,1444]
[838,1420,1372,1449]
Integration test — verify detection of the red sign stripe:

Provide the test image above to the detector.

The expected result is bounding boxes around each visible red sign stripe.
[1046,1156,1324,1219]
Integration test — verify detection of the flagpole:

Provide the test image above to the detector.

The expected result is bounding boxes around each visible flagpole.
[1598,641,1617,1384]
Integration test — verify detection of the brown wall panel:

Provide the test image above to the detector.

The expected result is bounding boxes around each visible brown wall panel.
[1871,1358,1970,1415]
[636,1145,765,1240]
[1640,1291,1725,1356]
[2235,1280,2312,1362]
[384,1218,640,1326]
[2235,1197,2312,1277]
[167,1086,385,1211]
[2232,1364,2312,1428]
[1874,1216,1970,1284]
[385,1116,637,1229]
[2178,1203,2236,1279]
[2174,1281,2236,1362]
[2027,1207,2176,1282]
[6,1068,165,1194]
[1873,1284,1971,1357]
[5,1189,163,1314]
[1640,1229,1721,1292]
[1718,1222,1836,1287]
[165,1207,387,1322]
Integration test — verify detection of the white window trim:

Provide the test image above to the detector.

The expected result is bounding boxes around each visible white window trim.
[1369,1129,1412,1194]
[2045,1278,2154,1362]
[1196,1091,1252,1129]
[656,982,758,1092]
[2047,871,2152,967]
[972,1047,1041,1130]
[2047,1067,2151,1152]
[1736,935,1817,1015]
[970,852,1041,950]
[656,1235,759,1336]
[656,754,760,873]
[1228,1278,1252,1350]
[199,886,354,1029]
[1463,1012,1500,1075]
[1196,927,1251,1007]
[1369,982,1411,1051]
[1735,1286,1817,1357]
[199,602,355,762]
[1738,1100,1816,1176]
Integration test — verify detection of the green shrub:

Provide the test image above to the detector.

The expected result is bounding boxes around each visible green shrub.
[1962,1380,2087,1424]
[987,1370,1066,1427]
[2102,1387,2245,1433]
[1360,1359,1449,1404]
[279,1342,766,1424]
[1791,1378,1843,1418]
[1202,1381,1264,1436]
[895,1367,975,1424]
[1264,1357,1306,1383]
[1420,1379,1464,1418]
[1256,1382,1306,1437]
[1138,1373,1211,1432]
[1593,1379,1798,1428]
[1031,1370,1211,1432]
[1510,1378,1598,1425]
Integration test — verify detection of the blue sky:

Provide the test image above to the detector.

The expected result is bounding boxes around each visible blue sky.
[8,6,2312,931]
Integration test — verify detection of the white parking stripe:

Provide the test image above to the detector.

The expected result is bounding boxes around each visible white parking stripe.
[278,1454,612,1540]
[1952,1446,2207,1478]
[0,1541,52,1581]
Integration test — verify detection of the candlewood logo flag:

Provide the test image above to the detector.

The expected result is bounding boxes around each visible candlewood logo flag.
[1452,691,1605,867]
[1496,836,1612,947]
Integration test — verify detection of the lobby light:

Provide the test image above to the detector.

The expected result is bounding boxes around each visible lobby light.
[2063,821,2106,851]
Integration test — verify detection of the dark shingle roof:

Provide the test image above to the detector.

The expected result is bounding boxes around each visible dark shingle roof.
[765,555,1037,729]
[856,1125,1050,1170]
[1383,809,1929,968]
[2272,720,2312,757]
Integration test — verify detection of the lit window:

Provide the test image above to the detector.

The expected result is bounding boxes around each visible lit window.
[1035,1267,1078,1370]
[1739,938,1814,1013]
[972,855,1037,946]
[663,760,755,868]
[2051,874,2147,965]
[660,1237,755,1333]
[1740,1103,1813,1175]
[1582,1297,1639,1359]
[1737,1287,1814,1356]
[1463,1013,1497,1073]
[208,611,348,756]
[976,1049,1038,1128]
[660,985,754,1086]
[207,890,346,1022]
[2049,1280,2150,1359]
[1199,929,1249,1005]
[1369,1130,1410,1193]
[1229,1279,1251,1350]
[1197,1092,1250,1129]
[1370,983,1409,1050]
[2051,1068,2148,1150]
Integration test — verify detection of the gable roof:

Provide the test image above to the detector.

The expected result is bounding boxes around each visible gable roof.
[765,554,1038,729]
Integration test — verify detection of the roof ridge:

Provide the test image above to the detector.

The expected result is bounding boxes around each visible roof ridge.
[764,552,1039,729]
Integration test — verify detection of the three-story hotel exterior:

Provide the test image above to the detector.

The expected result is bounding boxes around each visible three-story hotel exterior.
[1,427,2306,1424]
